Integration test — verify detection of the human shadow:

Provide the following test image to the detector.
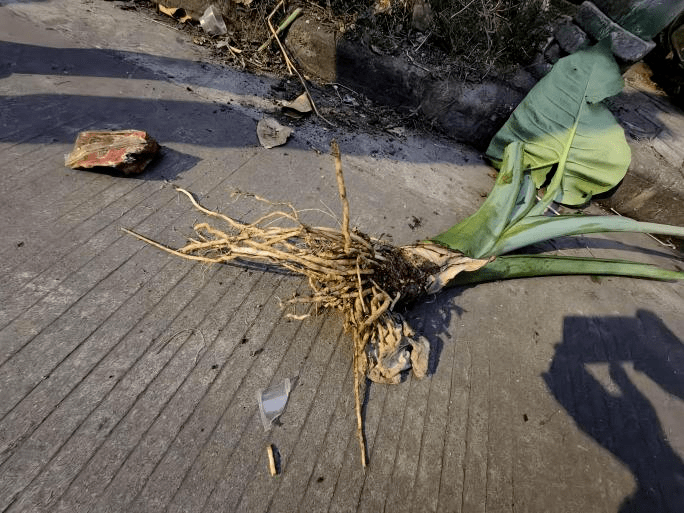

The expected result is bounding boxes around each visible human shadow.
[544,309,684,512]
[0,39,253,93]
[0,39,262,156]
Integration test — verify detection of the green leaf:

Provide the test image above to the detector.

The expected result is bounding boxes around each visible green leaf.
[446,255,684,286]
[432,141,525,257]
[489,214,684,256]
[508,172,537,225]
[485,41,630,206]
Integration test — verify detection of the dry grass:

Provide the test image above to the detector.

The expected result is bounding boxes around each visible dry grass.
[429,0,554,69]
[329,0,560,72]
[206,0,562,78]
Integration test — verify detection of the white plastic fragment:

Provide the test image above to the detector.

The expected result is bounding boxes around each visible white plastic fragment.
[199,5,227,36]
[257,378,291,431]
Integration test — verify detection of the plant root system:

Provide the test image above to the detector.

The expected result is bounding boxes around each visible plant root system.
[123,140,489,467]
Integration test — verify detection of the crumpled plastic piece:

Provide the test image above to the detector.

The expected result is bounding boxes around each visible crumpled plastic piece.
[367,343,411,385]
[409,335,430,379]
[281,92,312,118]
[366,313,430,385]
[200,5,227,36]
[257,378,291,431]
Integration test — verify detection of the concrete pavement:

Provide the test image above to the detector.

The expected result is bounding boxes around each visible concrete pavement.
[1,1,683,512]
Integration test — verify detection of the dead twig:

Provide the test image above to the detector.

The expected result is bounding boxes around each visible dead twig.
[331,140,351,254]
[405,50,432,73]
[267,1,295,75]
[259,7,302,52]
[267,444,278,475]
[265,1,334,126]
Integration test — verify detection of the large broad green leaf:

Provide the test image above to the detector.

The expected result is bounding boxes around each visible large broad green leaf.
[432,142,525,257]
[430,42,684,283]
[486,41,631,206]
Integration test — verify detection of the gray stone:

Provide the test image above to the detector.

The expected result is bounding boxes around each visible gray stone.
[285,16,338,83]
[543,40,563,64]
[419,80,525,148]
[554,19,590,54]
[575,1,656,61]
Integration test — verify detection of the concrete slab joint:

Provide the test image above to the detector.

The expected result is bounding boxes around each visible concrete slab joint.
[575,1,656,62]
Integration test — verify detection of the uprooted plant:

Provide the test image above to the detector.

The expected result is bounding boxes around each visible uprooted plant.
[124,42,684,468]
[124,142,491,467]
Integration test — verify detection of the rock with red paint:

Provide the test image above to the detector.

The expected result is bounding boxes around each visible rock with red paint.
[65,130,160,175]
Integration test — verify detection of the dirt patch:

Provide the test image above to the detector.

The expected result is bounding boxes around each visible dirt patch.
[645,45,684,108]
[121,0,574,142]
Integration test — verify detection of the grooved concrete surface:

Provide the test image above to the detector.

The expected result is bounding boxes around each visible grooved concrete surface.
[1,1,684,512]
